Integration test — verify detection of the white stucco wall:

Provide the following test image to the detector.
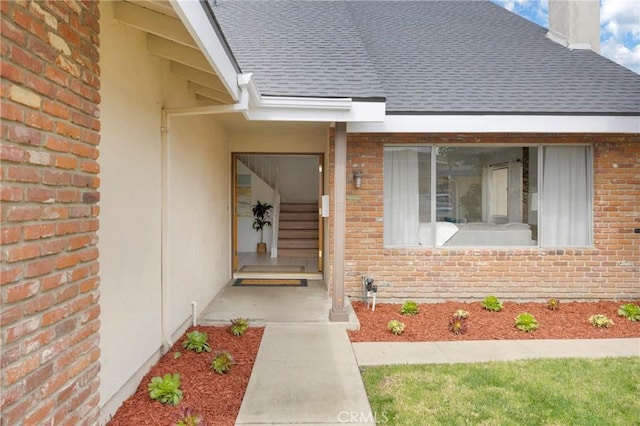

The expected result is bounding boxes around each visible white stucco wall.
[229,126,328,153]
[98,2,231,419]
[167,115,230,329]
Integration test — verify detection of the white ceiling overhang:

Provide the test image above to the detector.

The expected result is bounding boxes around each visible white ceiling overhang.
[114,0,235,105]
[348,114,640,133]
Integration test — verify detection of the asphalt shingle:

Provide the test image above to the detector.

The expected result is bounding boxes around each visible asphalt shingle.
[212,0,640,114]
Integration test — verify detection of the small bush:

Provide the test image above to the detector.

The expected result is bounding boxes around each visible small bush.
[482,295,503,312]
[174,406,204,426]
[148,373,182,405]
[515,313,539,332]
[230,318,250,336]
[400,300,419,316]
[547,298,560,311]
[211,350,234,374]
[448,316,468,335]
[387,319,406,335]
[589,314,614,328]
[182,330,211,353]
[453,309,469,319]
[617,303,640,322]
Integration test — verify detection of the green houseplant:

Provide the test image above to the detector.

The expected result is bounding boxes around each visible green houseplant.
[252,200,273,254]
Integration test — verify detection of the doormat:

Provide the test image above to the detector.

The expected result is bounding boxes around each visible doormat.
[233,278,308,287]
[239,265,305,272]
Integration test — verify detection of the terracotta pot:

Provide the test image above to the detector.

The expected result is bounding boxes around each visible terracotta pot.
[256,243,267,254]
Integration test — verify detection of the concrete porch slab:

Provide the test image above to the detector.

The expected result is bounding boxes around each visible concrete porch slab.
[199,279,360,330]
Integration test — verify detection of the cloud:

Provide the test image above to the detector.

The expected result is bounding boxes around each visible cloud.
[600,0,640,72]
[493,0,640,73]
[601,38,640,73]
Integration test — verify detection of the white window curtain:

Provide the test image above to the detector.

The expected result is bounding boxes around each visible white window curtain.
[541,146,590,246]
[508,161,523,223]
[481,165,493,222]
[384,148,419,245]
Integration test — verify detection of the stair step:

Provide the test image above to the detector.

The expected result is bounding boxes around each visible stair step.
[278,239,318,249]
[280,212,317,221]
[280,203,317,213]
[279,220,318,230]
[279,229,318,239]
[278,248,318,257]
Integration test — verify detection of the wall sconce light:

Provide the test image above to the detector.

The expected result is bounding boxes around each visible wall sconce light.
[353,170,363,188]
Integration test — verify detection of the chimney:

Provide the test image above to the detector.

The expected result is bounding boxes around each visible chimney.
[547,0,600,53]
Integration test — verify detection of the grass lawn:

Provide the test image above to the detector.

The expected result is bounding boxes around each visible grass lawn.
[361,357,640,425]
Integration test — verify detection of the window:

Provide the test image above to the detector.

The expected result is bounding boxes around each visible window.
[383,145,592,247]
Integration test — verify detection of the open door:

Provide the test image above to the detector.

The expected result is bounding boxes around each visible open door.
[318,157,324,272]
[232,154,239,271]
[232,153,323,274]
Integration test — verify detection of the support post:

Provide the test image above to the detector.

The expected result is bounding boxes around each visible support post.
[330,122,349,321]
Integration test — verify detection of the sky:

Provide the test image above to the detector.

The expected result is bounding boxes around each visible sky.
[491,0,640,73]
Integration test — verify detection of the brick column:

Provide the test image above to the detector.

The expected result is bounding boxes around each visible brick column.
[1,1,101,424]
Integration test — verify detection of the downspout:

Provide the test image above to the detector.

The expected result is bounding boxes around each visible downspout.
[159,74,251,352]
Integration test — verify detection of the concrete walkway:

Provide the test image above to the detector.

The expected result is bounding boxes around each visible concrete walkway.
[235,325,375,426]
[353,338,640,366]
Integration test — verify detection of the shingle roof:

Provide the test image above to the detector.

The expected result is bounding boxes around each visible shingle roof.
[212,0,640,114]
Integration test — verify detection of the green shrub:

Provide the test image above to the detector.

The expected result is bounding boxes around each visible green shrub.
[148,373,183,405]
[589,314,614,328]
[387,319,406,335]
[515,313,539,332]
[453,309,469,319]
[211,351,234,374]
[482,295,503,312]
[174,406,204,426]
[400,300,419,316]
[617,303,640,322]
[182,330,211,353]
[230,318,250,336]
[448,316,468,335]
[547,298,560,311]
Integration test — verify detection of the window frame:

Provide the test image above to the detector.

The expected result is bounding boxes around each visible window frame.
[383,144,594,249]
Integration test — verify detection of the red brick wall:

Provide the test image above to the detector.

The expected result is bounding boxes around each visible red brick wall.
[1,1,101,424]
[328,133,640,302]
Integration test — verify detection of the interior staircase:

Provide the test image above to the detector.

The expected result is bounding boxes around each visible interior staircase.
[277,203,319,258]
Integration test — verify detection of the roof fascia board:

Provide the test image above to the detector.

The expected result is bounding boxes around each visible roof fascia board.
[347,115,640,134]
[242,77,385,121]
[244,101,386,123]
[169,0,240,101]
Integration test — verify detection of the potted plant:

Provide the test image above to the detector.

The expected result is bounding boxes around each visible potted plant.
[252,200,273,254]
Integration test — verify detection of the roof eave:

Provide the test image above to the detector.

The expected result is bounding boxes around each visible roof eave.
[348,114,640,134]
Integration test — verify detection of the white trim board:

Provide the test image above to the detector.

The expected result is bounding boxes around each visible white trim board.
[347,114,640,134]
[245,101,386,123]
[170,0,240,101]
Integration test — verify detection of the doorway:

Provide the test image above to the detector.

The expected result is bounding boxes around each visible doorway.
[232,153,324,278]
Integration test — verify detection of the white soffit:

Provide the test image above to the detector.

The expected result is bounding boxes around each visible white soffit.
[347,115,640,133]
[169,0,240,101]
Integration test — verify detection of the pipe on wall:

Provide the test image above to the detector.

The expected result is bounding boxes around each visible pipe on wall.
[159,74,251,351]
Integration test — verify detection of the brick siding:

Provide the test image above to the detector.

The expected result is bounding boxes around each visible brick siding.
[328,133,640,302]
[1,1,101,424]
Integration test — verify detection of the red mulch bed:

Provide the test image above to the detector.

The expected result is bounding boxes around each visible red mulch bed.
[107,326,263,426]
[349,300,640,342]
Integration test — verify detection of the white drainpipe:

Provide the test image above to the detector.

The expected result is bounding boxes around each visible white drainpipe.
[159,74,251,352]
